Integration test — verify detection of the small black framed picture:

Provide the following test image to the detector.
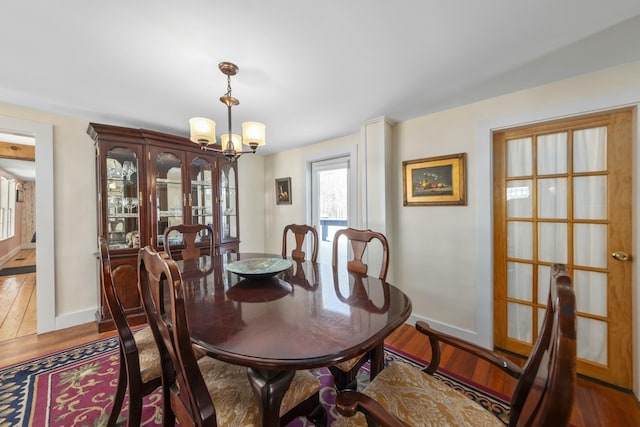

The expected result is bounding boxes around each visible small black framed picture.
[275,177,292,205]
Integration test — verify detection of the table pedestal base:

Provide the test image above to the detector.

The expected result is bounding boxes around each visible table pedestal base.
[247,368,295,427]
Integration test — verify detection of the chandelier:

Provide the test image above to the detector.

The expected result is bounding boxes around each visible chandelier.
[189,62,265,161]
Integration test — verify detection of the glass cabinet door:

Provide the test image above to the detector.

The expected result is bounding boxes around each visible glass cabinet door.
[153,151,183,247]
[220,162,238,242]
[105,147,140,249]
[188,155,215,244]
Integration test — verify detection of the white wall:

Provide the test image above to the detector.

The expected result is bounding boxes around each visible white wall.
[238,153,266,253]
[264,60,640,393]
[2,59,640,392]
[393,60,640,339]
[0,105,95,329]
[263,133,360,255]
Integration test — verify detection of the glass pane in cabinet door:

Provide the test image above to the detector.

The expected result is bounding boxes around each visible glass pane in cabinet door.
[221,164,237,240]
[155,152,183,246]
[190,157,214,243]
[106,147,140,250]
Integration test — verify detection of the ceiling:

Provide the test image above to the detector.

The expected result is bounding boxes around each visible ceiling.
[0,132,35,181]
[1,1,640,160]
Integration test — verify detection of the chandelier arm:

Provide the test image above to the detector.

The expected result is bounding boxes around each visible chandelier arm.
[189,61,265,159]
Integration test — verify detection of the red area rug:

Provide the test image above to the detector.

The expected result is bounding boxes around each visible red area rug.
[0,335,510,426]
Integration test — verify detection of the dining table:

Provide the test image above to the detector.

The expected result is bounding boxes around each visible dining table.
[176,252,412,427]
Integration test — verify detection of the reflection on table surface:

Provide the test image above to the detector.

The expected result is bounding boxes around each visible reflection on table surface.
[176,252,412,370]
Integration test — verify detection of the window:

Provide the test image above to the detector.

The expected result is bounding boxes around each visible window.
[0,176,17,240]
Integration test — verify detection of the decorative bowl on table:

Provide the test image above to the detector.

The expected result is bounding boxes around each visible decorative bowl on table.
[225,257,293,280]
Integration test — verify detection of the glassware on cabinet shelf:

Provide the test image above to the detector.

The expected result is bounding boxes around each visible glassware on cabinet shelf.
[106,147,140,249]
[220,163,237,240]
[190,156,214,228]
[154,152,183,246]
[108,196,122,216]
[107,158,123,179]
[122,160,137,181]
[123,197,139,214]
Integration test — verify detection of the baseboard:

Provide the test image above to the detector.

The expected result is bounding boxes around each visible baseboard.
[0,247,22,266]
[406,313,481,345]
[55,308,97,330]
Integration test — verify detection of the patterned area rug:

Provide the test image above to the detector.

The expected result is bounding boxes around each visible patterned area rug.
[0,335,510,426]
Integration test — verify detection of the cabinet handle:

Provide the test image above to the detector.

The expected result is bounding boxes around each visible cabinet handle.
[183,193,187,207]
[139,192,142,206]
[189,193,192,207]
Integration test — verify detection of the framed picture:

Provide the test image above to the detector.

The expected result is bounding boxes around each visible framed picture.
[275,177,292,205]
[402,153,466,206]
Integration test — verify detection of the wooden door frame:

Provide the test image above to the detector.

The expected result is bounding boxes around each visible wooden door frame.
[492,110,632,387]
[474,95,640,394]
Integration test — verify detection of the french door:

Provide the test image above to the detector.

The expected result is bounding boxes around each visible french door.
[310,156,352,265]
[493,109,633,388]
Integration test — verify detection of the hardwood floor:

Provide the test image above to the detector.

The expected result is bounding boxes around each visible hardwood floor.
[0,248,36,341]
[0,317,638,425]
[385,323,640,427]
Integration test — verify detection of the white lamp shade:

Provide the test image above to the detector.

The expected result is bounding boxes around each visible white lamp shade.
[189,117,216,144]
[221,133,243,152]
[241,122,266,146]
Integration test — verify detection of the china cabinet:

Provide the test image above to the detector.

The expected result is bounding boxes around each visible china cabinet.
[88,123,240,331]
[219,162,239,254]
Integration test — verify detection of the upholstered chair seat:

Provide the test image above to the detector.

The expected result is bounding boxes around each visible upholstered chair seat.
[333,361,503,427]
[334,264,576,427]
[135,327,206,384]
[195,356,321,425]
[133,327,163,383]
[333,356,364,373]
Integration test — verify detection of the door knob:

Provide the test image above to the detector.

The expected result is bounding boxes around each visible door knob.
[611,251,631,262]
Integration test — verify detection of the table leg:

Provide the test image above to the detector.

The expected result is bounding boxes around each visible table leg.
[247,368,295,427]
[369,341,385,380]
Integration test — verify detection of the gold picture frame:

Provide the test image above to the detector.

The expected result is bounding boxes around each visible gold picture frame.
[403,153,466,206]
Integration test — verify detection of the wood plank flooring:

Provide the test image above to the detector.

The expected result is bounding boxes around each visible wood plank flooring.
[0,249,36,341]
[0,294,638,425]
[385,323,640,427]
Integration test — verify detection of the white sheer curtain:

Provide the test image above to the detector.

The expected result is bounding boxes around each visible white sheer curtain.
[506,137,534,343]
[505,128,607,364]
[573,127,608,364]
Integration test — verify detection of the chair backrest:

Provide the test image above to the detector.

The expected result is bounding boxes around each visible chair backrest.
[510,263,577,427]
[164,223,214,261]
[332,227,389,280]
[138,245,216,425]
[282,224,319,262]
[98,237,138,358]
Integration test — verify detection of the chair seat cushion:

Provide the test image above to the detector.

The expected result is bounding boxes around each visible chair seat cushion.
[334,361,503,427]
[133,327,162,383]
[198,357,321,426]
[334,354,366,372]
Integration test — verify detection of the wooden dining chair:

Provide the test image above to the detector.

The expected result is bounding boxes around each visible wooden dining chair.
[137,245,326,426]
[282,223,319,262]
[164,223,215,261]
[330,227,390,390]
[334,263,577,427]
[98,237,167,427]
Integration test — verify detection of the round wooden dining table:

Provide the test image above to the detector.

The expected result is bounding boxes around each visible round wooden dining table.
[177,252,412,427]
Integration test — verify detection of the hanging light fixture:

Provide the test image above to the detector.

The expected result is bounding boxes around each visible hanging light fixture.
[189,62,265,161]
